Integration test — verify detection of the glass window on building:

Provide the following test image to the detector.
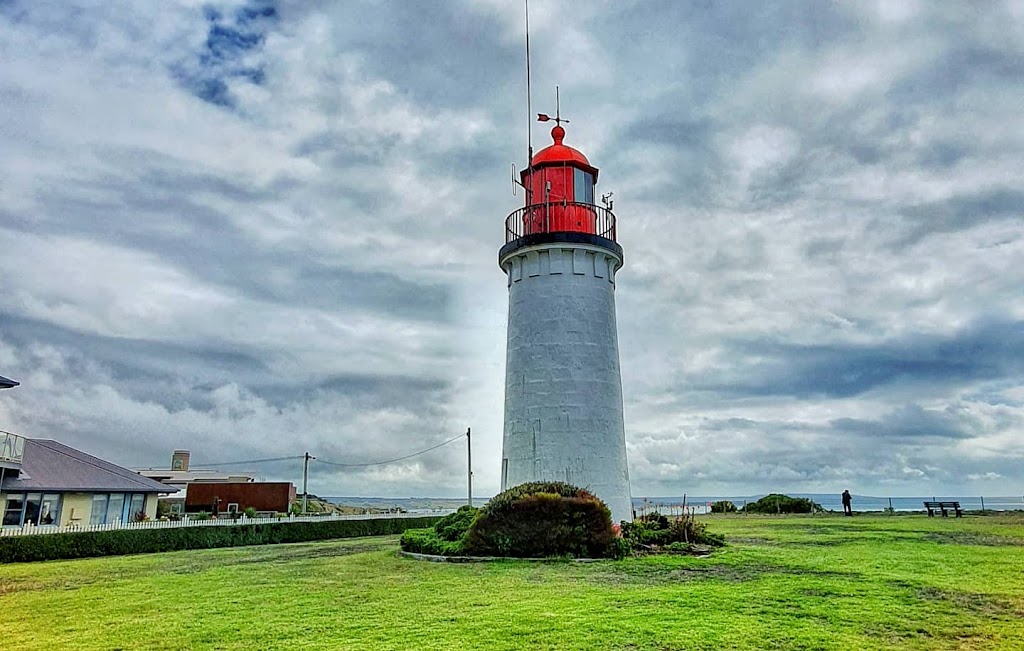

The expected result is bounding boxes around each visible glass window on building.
[39,494,61,525]
[573,168,595,205]
[128,494,145,521]
[23,493,41,525]
[1,493,62,526]
[3,495,24,526]
[107,493,126,524]
[89,494,108,525]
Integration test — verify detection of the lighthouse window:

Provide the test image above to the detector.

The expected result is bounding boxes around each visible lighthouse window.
[573,169,595,205]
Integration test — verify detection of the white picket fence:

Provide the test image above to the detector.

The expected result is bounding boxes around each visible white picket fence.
[0,510,455,538]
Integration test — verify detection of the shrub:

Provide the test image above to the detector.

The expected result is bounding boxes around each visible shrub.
[607,536,633,560]
[621,519,669,546]
[742,494,823,514]
[400,528,463,556]
[194,511,210,521]
[664,541,694,553]
[397,506,480,556]
[433,505,479,542]
[710,500,737,513]
[0,516,443,564]
[244,507,257,519]
[621,513,725,549]
[463,482,615,558]
[668,516,725,546]
[638,511,669,529]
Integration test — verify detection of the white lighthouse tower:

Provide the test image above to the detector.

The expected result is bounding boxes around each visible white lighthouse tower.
[499,119,633,524]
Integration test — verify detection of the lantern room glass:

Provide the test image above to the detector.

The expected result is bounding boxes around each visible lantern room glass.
[573,168,595,205]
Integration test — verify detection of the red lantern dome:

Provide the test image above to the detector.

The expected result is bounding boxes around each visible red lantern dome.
[515,125,605,237]
[530,125,595,171]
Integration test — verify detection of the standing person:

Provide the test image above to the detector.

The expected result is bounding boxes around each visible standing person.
[842,490,853,516]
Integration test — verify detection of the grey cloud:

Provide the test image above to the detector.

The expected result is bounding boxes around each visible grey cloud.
[898,189,1024,246]
[691,320,1024,400]
[314,3,519,112]
[829,405,973,440]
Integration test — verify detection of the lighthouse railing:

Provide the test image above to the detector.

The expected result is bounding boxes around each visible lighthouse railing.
[504,202,616,244]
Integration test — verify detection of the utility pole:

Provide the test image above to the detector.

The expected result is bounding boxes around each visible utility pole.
[302,452,315,515]
[466,428,473,507]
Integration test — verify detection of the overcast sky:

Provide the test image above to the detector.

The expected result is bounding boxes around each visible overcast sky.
[1,1,1022,499]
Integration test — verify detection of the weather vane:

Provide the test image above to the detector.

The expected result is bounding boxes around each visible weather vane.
[537,86,570,126]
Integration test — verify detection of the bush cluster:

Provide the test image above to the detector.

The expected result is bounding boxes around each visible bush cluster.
[434,505,479,541]
[400,506,479,556]
[400,483,618,559]
[0,516,441,564]
[399,528,463,556]
[621,511,726,549]
[741,494,823,514]
[398,485,727,560]
[709,500,737,513]
[463,482,615,558]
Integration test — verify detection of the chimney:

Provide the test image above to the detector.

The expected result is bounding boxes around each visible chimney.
[171,450,190,472]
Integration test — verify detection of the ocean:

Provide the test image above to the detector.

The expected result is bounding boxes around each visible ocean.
[633,494,1024,514]
[324,493,1024,514]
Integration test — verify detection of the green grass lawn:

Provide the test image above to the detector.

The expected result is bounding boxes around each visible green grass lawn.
[2,513,1023,650]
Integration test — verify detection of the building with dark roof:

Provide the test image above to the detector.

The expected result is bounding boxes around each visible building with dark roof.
[1,438,176,527]
[134,449,259,514]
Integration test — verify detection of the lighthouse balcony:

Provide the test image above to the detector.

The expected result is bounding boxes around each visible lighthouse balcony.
[501,202,621,261]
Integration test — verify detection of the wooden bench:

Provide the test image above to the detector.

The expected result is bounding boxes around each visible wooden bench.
[923,501,962,517]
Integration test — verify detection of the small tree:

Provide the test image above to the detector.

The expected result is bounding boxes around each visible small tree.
[710,500,737,513]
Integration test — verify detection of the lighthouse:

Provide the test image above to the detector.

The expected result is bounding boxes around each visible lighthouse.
[498,119,633,524]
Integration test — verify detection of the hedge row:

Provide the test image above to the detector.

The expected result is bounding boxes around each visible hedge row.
[0,516,442,564]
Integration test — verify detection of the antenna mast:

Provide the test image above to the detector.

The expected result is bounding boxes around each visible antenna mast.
[525,0,533,163]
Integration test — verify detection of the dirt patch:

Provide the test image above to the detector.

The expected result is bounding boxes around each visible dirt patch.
[922,531,1024,547]
[582,560,860,587]
[726,536,776,546]
[583,563,762,586]
[886,579,1024,618]
[0,579,47,595]
[914,585,1024,618]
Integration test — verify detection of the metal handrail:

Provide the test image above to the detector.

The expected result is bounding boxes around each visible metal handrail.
[0,430,26,464]
[505,201,616,244]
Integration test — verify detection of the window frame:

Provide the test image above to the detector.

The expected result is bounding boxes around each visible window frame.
[89,492,140,525]
[2,492,63,526]
[128,494,146,522]
[573,168,595,205]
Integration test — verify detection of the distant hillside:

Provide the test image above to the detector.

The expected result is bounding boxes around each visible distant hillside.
[324,496,475,512]
[300,495,407,514]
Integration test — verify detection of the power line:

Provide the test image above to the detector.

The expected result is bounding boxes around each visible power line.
[315,433,465,468]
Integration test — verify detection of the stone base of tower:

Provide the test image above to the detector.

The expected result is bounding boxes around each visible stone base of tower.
[499,241,633,524]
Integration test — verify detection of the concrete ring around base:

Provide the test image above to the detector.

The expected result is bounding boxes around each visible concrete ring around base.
[398,551,606,563]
